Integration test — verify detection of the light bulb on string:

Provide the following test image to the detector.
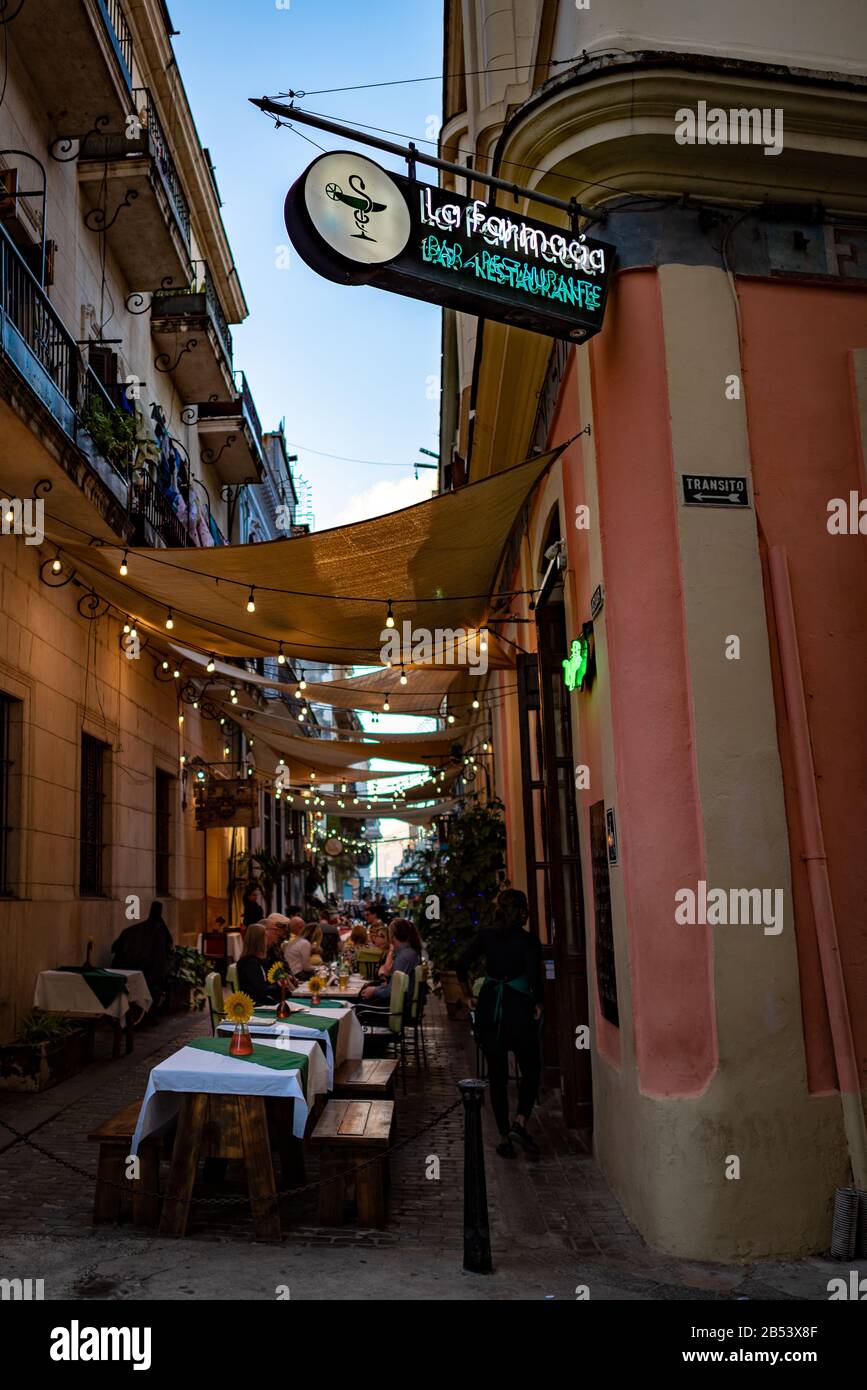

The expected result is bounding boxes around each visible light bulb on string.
[246,587,256,614]
[479,629,488,651]
[383,697,390,712]
[399,667,408,685]
[472,697,480,710]
[299,675,306,691]
[165,608,174,630]
[123,618,131,635]
[162,661,169,671]
[206,654,216,673]
[277,643,286,666]
[52,553,62,574]
[172,668,180,680]
[385,600,395,628]
[119,551,128,576]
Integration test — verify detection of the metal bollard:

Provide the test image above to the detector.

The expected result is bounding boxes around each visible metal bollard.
[459,1077,493,1274]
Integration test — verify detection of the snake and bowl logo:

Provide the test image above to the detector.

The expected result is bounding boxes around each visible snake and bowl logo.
[300,152,411,268]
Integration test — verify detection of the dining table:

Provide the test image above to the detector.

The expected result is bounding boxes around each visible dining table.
[132,1032,330,1239]
[290,974,367,1002]
[33,966,152,1057]
[217,1000,363,1089]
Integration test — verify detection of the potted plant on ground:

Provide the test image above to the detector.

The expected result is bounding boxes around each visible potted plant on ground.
[169,946,210,1013]
[0,1012,89,1092]
[409,798,507,1018]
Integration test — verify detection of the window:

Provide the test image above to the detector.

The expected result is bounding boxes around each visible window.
[155,769,173,896]
[80,734,108,896]
[0,694,22,896]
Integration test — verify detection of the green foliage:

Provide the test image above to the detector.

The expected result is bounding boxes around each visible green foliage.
[172,946,210,1012]
[15,1012,82,1046]
[81,395,142,474]
[407,799,507,978]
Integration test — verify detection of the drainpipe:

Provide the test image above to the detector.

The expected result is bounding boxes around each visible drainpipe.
[768,546,867,1188]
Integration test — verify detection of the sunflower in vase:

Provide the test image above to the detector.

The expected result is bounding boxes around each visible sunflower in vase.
[307,975,326,1006]
[267,961,296,1018]
[224,991,255,1055]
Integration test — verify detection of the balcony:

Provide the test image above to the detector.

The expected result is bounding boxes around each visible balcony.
[150,260,235,403]
[195,372,265,486]
[78,88,192,291]
[16,0,133,138]
[128,470,189,548]
[0,220,129,506]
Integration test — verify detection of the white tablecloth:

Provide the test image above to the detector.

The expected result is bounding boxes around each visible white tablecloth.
[217,1004,363,1088]
[291,973,365,1001]
[131,1036,327,1154]
[33,968,152,1022]
[196,931,243,963]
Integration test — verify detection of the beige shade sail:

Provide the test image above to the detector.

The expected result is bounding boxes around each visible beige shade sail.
[56,446,562,663]
[233,709,470,770]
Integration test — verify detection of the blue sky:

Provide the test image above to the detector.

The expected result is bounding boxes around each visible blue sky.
[171,0,444,531]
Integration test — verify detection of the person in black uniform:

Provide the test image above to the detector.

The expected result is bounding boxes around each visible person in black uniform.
[242,884,264,927]
[456,889,543,1159]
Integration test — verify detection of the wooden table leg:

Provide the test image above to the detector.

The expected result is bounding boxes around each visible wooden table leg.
[268,1098,305,1191]
[132,1142,160,1228]
[355,1150,386,1228]
[159,1094,207,1237]
[93,1143,123,1224]
[238,1096,281,1242]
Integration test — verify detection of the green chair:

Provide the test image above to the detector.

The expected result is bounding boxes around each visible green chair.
[356,948,383,981]
[225,963,239,993]
[204,971,225,1036]
[361,969,409,1093]
[407,964,428,1069]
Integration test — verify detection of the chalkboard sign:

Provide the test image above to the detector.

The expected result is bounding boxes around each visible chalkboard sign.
[590,801,619,1026]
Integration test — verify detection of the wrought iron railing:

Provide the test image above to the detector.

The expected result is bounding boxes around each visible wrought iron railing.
[96,0,134,88]
[133,88,191,247]
[0,220,79,407]
[153,258,233,367]
[129,470,189,548]
[235,370,263,454]
[79,88,191,249]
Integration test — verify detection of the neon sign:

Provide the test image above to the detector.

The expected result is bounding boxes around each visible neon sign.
[563,636,589,691]
[285,152,615,342]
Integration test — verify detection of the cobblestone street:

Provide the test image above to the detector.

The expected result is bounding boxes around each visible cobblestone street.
[0,999,854,1301]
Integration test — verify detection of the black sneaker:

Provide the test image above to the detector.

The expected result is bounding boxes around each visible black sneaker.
[496,1138,516,1159]
[509,1122,540,1158]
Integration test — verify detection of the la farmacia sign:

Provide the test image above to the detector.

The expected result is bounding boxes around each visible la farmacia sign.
[285,151,615,341]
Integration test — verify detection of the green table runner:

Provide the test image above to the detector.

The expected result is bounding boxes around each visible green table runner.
[283,1011,341,1039]
[187,1036,309,1092]
[57,966,128,1009]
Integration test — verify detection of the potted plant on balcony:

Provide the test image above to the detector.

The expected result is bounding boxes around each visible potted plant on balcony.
[0,1012,89,1092]
[410,798,507,1018]
[80,393,148,476]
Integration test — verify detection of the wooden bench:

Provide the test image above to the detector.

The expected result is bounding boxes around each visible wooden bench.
[311,1100,395,1228]
[333,1058,397,1099]
[87,1099,160,1228]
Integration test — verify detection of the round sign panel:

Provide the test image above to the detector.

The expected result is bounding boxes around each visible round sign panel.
[286,151,411,284]
[324,836,344,858]
[304,152,410,266]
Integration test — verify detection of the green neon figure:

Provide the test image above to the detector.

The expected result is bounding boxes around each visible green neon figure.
[563,636,588,691]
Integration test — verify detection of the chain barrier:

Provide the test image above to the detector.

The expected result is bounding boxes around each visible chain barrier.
[0,1095,463,1207]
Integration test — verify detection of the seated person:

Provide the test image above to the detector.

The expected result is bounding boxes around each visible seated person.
[111,900,173,1005]
[359,919,419,1008]
[236,923,290,1005]
[284,923,322,978]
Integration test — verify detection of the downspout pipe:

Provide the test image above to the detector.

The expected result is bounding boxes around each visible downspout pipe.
[768,545,867,1188]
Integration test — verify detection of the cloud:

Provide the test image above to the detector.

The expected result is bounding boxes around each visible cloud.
[335,473,433,525]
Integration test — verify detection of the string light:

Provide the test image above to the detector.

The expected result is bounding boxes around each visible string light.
[206,654,216,673]
[178,713,184,725]
[383,697,391,711]
[246,587,256,613]
[277,643,286,665]
[123,618,131,635]
[52,553,62,574]
[165,608,174,630]
[447,712,455,724]
[385,600,395,628]
[399,666,408,685]
[118,550,129,576]
[479,629,488,651]
[172,667,180,679]
[162,661,169,671]
[130,624,137,640]
[299,674,307,691]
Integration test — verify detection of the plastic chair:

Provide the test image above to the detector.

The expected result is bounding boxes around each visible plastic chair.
[361,969,409,1092]
[204,971,225,1036]
[226,963,239,993]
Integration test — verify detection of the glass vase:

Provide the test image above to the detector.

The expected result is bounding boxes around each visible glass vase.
[229,1023,253,1056]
